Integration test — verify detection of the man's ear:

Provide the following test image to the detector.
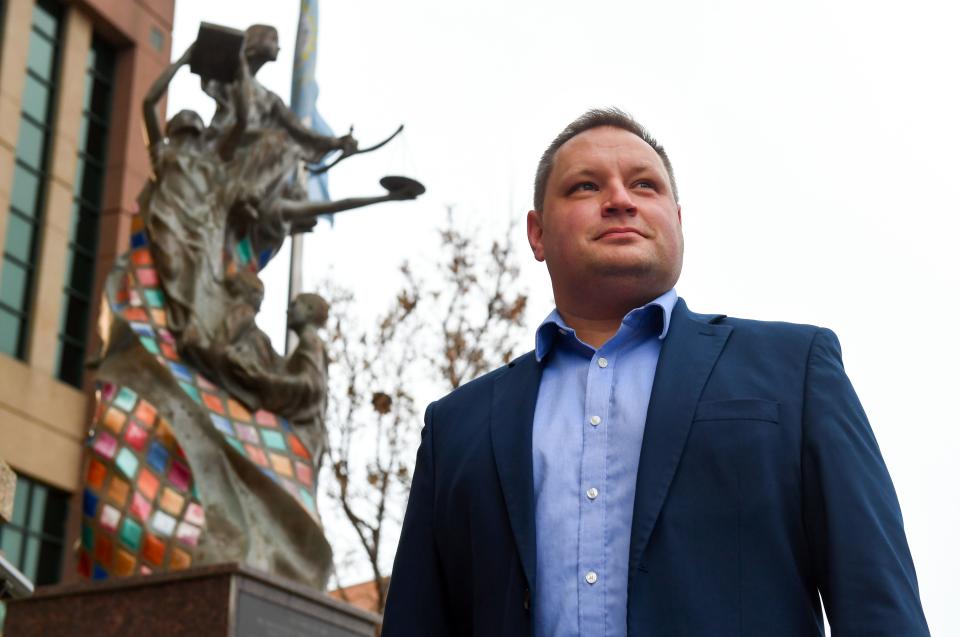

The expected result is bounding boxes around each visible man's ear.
[527,210,546,262]
[677,204,682,225]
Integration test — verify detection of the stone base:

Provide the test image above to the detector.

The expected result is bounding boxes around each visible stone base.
[3,563,379,636]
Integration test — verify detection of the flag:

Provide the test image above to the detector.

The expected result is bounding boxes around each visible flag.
[291,0,333,202]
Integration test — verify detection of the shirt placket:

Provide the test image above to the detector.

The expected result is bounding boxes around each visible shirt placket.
[578,348,616,634]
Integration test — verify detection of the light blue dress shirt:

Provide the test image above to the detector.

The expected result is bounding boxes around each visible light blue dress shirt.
[531,289,677,637]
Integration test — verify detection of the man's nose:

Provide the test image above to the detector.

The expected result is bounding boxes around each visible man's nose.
[602,183,637,216]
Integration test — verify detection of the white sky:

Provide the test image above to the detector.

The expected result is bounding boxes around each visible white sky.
[168,1,960,631]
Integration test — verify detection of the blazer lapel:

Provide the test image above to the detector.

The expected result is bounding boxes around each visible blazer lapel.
[490,351,543,595]
[628,299,731,574]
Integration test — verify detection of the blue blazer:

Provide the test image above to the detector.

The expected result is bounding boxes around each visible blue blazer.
[382,300,929,636]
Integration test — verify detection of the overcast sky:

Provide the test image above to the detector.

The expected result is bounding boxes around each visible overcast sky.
[167,1,960,631]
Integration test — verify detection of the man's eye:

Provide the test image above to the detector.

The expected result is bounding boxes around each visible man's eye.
[570,182,598,193]
[633,180,655,190]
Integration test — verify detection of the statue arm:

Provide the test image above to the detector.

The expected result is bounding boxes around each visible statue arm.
[142,44,195,153]
[269,100,358,162]
[279,194,399,224]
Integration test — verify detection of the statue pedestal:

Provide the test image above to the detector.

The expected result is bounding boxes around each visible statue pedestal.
[3,563,379,636]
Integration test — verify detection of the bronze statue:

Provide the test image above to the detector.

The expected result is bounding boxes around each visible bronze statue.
[76,22,424,589]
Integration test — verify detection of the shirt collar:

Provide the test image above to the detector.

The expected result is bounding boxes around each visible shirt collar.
[534,288,678,362]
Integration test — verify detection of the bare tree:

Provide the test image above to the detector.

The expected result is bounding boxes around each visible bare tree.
[322,211,527,613]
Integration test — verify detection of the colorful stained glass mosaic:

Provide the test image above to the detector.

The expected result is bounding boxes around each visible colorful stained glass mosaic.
[78,214,319,582]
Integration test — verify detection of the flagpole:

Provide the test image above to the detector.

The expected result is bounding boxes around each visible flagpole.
[287,0,327,355]
[286,233,304,355]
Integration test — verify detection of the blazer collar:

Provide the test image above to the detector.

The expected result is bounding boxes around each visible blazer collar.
[628,298,730,574]
[490,351,542,594]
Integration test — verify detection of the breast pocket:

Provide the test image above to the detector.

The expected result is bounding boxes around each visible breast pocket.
[693,398,779,423]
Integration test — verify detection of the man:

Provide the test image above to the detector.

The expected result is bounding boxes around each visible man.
[381,108,929,636]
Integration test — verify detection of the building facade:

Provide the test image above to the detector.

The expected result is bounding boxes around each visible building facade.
[0,0,174,589]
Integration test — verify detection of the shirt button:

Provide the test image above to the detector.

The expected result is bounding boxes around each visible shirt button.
[586,487,599,500]
[589,415,601,426]
[597,357,609,368]
[585,571,598,585]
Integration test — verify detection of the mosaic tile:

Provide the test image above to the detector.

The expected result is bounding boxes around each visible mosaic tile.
[281,481,299,499]
[150,309,167,326]
[202,392,225,415]
[103,407,127,434]
[130,249,152,266]
[254,410,278,427]
[167,361,193,383]
[100,383,117,402]
[184,502,204,527]
[115,549,136,576]
[81,524,94,551]
[261,430,286,451]
[78,552,92,578]
[226,437,245,455]
[114,387,139,412]
[134,400,157,426]
[116,447,139,479]
[210,414,235,437]
[236,424,259,444]
[106,476,130,506]
[178,381,201,403]
[137,469,160,500]
[83,489,99,517]
[299,488,315,511]
[167,460,191,492]
[175,521,201,547]
[136,267,158,287]
[170,547,192,571]
[93,535,113,568]
[119,518,143,552]
[244,444,268,467]
[160,342,179,360]
[140,565,153,575]
[144,289,164,308]
[157,327,175,343]
[147,441,170,473]
[92,564,108,580]
[277,417,292,432]
[159,487,184,516]
[124,307,149,323]
[130,322,154,337]
[140,336,160,355]
[269,453,293,478]
[99,504,121,533]
[142,533,165,566]
[130,231,147,249]
[151,510,176,537]
[295,462,314,487]
[227,399,251,421]
[155,419,177,448]
[124,422,148,452]
[86,459,107,489]
[195,374,217,391]
[130,491,152,522]
[93,432,118,459]
[236,237,253,265]
[288,434,310,460]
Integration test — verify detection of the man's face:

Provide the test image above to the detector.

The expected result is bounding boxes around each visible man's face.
[527,126,683,308]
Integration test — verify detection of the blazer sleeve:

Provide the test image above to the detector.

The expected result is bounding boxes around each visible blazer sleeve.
[801,328,929,636]
[381,401,453,636]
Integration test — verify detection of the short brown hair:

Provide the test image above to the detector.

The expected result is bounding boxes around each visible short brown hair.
[532,107,678,211]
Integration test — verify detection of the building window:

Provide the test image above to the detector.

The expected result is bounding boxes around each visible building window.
[0,474,69,586]
[0,0,62,360]
[56,36,115,387]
